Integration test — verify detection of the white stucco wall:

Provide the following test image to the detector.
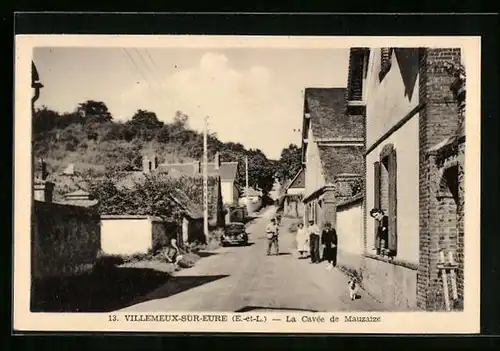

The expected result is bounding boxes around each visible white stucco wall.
[365,116,420,264]
[238,196,262,213]
[221,181,234,205]
[363,48,421,264]
[286,188,304,196]
[365,49,420,147]
[304,127,326,199]
[336,202,364,255]
[101,218,153,255]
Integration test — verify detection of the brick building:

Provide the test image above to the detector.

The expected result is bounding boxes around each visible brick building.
[301,88,364,230]
[344,47,465,310]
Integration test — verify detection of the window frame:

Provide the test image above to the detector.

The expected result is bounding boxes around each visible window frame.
[373,143,398,258]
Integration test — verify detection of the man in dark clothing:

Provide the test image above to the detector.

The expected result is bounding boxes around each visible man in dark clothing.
[308,220,321,263]
[321,222,338,270]
[370,208,389,256]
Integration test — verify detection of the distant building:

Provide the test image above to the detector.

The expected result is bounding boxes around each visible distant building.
[281,168,305,218]
[239,187,263,213]
[152,152,240,206]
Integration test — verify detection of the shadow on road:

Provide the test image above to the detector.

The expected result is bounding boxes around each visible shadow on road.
[31,266,171,313]
[136,275,229,304]
[31,265,230,313]
[195,251,220,258]
[242,216,259,225]
[235,306,318,313]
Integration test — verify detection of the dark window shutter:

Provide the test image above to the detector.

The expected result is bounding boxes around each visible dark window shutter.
[379,48,393,81]
[388,149,398,254]
[374,161,381,249]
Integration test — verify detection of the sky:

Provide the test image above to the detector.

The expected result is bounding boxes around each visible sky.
[34,47,349,159]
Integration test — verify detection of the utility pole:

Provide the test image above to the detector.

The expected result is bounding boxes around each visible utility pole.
[203,116,209,240]
[245,155,250,214]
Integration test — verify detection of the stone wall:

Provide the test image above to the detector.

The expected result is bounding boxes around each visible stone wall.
[32,200,101,279]
[361,255,418,311]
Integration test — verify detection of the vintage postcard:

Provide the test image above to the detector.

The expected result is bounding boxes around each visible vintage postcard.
[14,35,481,333]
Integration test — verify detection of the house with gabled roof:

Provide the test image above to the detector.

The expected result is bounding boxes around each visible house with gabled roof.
[301,87,365,230]
[148,152,240,206]
[281,168,305,218]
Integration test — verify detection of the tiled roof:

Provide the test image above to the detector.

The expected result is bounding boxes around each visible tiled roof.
[156,163,197,176]
[305,88,363,140]
[170,188,203,219]
[288,168,305,189]
[212,162,239,181]
[55,199,99,208]
[156,162,238,181]
[65,189,90,197]
[318,145,364,183]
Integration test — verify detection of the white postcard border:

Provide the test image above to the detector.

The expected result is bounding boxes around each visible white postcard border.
[14,35,481,334]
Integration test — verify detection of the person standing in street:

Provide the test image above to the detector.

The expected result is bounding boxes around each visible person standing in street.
[321,222,338,270]
[266,217,279,256]
[295,222,309,259]
[308,219,320,263]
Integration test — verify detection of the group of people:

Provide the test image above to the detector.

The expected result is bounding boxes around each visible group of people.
[295,220,338,270]
[264,207,390,269]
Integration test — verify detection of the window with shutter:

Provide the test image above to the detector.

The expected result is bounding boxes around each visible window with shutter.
[388,148,398,255]
[379,48,393,82]
[374,161,381,250]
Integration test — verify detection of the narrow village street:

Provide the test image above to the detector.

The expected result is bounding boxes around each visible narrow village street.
[119,207,385,313]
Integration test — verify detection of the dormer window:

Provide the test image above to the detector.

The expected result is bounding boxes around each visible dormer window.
[379,48,393,82]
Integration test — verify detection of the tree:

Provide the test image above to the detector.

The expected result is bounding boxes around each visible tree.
[76,100,113,124]
[173,111,189,128]
[125,109,164,141]
[128,109,164,130]
[276,144,302,182]
[89,173,184,227]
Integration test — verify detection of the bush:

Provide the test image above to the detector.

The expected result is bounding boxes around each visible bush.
[206,228,224,250]
[177,252,200,268]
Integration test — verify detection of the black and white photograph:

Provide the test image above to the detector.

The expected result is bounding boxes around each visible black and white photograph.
[14,35,480,333]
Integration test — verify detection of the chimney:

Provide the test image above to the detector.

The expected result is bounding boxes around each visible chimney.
[193,160,201,174]
[34,180,55,202]
[214,152,220,170]
[142,156,151,174]
[62,163,75,176]
[34,158,48,181]
[152,155,159,170]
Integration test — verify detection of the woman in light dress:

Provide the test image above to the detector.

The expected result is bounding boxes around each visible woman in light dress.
[296,222,309,258]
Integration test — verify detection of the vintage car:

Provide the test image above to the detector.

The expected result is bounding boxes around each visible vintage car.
[221,222,249,246]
